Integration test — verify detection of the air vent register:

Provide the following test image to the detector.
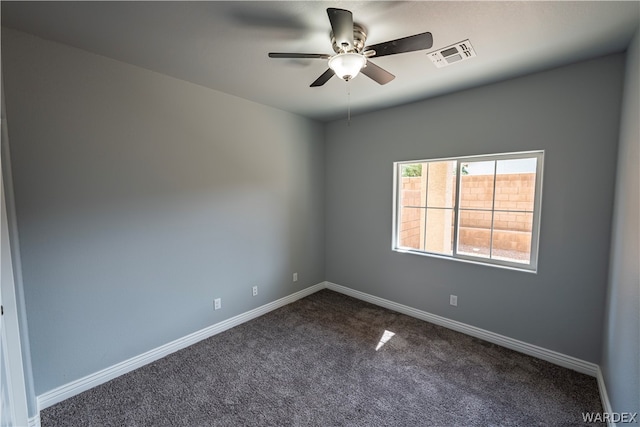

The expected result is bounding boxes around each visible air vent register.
[428,39,476,68]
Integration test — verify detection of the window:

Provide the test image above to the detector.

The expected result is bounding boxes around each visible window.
[393,151,543,272]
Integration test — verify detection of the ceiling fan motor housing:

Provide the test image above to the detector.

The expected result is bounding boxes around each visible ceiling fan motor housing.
[331,24,367,53]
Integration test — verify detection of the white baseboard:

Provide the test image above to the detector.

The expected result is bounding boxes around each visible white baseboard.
[596,367,616,427]
[37,282,326,411]
[27,413,40,427]
[325,282,599,377]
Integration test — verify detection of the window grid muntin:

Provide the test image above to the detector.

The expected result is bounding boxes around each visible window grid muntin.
[422,163,429,252]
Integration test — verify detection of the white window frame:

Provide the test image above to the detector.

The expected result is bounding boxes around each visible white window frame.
[392,150,544,272]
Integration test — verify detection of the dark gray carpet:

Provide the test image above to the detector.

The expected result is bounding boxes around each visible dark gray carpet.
[41,289,603,426]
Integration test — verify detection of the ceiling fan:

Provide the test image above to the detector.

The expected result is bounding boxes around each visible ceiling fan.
[268,8,433,87]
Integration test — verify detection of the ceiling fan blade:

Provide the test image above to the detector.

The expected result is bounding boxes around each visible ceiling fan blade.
[327,8,354,51]
[366,32,433,58]
[361,61,395,85]
[310,69,335,87]
[269,53,331,59]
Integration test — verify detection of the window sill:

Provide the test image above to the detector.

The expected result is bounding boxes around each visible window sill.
[392,247,538,274]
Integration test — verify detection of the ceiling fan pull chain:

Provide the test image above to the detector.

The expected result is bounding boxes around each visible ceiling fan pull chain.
[347,80,351,126]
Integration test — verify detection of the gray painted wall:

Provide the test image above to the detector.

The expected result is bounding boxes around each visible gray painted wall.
[325,54,625,363]
[1,28,325,395]
[602,30,640,417]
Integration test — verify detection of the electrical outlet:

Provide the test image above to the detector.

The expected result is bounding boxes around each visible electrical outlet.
[450,295,458,307]
[252,286,258,296]
[214,298,221,310]
[293,273,298,282]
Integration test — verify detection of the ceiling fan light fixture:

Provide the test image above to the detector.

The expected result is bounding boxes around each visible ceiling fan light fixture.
[328,53,366,81]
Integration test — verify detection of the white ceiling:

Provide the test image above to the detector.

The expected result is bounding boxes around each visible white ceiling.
[2,1,639,122]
